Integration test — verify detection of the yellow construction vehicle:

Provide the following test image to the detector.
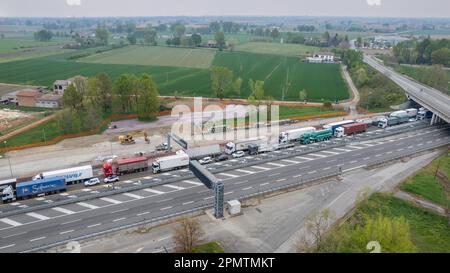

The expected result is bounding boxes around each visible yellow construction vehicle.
[119,134,136,145]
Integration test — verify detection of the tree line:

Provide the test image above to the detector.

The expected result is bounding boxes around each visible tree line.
[58,72,160,134]
[393,38,450,66]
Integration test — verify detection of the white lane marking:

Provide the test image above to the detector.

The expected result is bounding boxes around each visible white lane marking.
[27,212,50,221]
[320,151,339,155]
[242,187,253,191]
[77,202,99,209]
[182,201,194,205]
[87,223,101,228]
[343,165,367,172]
[160,206,173,211]
[266,162,286,167]
[224,191,233,195]
[235,169,256,174]
[276,179,287,182]
[350,160,358,164]
[333,148,352,152]
[60,230,74,235]
[110,208,128,214]
[137,212,150,216]
[251,166,271,171]
[387,151,393,154]
[0,218,22,227]
[308,154,326,158]
[361,143,374,147]
[260,182,270,186]
[81,189,91,192]
[182,180,203,186]
[2,231,26,239]
[219,173,239,178]
[323,167,331,170]
[61,219,82,225]
[234,180,248,185]
[100,197,122,204]
[35,197,46,201]
[30,236,46,242]
[327,159,337,163]
[156,198,173,203]
[281,159,300,164]
[204,196,214,200]
[52,207,75,215]
[60,193,69,196]
[113,217,126,222]
[328,192,346,208]
[293,174,302,178]
[295,156,314,161]
[143,188,165,195]
[308,171,317,174]
[123,193,143,199]
[348,146,364,149]
[162,184,185,191]
[157,236,171,242]
[268,173,280,177]
[143,176,152,179]
[375,154,382,157]
[123,180,134,184]
[0,244,15,250]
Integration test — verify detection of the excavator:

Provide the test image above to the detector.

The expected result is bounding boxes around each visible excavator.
[118,134,135,145]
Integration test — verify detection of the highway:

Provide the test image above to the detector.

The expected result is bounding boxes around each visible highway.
[0,125,449,252]
[363,55,450,124]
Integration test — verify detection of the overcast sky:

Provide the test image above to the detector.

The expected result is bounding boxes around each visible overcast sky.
[1,0,449,18]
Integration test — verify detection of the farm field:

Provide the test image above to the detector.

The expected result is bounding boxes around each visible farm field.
[79,45,216,69]
[234,42,319,56]
[212,51,349,101]
[0,38,68,54]
[0,48,349,102]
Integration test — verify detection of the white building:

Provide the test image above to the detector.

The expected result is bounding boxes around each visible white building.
[307,52,335,63]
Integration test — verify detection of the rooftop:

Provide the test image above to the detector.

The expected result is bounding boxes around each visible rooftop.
[16,89,41,98]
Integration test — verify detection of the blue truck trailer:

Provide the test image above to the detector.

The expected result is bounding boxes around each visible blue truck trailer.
[2,177,66,202]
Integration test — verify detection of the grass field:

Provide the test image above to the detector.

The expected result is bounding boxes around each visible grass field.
[4,119,61,147]
[400,153,450,207]
[0,38,67,54]
[355,193,450,252]
[235,42,319,56]
[79,45,216,69]
[213,51,349,101]
[192,242,225,253]
[0,48,349,102]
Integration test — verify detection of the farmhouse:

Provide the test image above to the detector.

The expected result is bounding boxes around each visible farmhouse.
[53,75,87,95]
[35,94,62,109]
[207,40,218,48]
[16,89,42,107]
[307,52,335,63]
[0,90,20,105]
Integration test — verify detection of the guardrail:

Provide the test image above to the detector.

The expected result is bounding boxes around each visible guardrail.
[1,122,445,218]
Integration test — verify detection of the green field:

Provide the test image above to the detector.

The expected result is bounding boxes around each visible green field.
[0,47,349,101]
[0,38,68,54]
[400,153,450,207]
[213,51,349,101]
[235,42,319,56]
[79,45,216,69]
[192,242,225,253]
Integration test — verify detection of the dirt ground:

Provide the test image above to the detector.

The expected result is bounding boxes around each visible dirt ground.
[0,109,40,132]
[0,83,36,97]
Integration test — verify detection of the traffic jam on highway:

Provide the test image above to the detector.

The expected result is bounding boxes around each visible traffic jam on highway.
[0,107,434,206]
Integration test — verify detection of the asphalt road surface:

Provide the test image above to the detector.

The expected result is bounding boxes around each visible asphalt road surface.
[364,55,450,123]
[0,125,448,252]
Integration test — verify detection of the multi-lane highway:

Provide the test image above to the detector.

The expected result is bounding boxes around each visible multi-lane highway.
[364,55,450,124]
[0,125,449,253]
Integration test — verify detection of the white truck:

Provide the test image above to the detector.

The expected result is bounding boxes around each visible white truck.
[390,110,408,118]
[152,150,190,173]
[186,144,222,159]
[278,127,316,144]
[33,165,94,185]
[405,108,418,118]
[224,137,268,155]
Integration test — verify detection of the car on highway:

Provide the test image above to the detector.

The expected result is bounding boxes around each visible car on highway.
[156,143,169,151]
[84,178,100,187]
[232,151,245,158]
[104,175,120,184]
[216,154,228,162]
[199,156,213,165]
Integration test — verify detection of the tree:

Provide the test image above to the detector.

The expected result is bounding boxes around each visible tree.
[296,208,336,252]
[127,33,137,44]
[431,48,450,66]
[172,217,205,253]
[215,31,226,51]
[0,34,4,39]
[87,73,113,113]
[209,21,221,33]
[271,28,280,40]
[136,74,160,120]
[113,74,134,113]
[62,84,83,110]
[298,89,308,101]
[231,77,243,97]
[95,27,109,45]
[171,23,186,38]
[191,33,202,47]
[143,28,157,45]
[210,66,234,99]
[34,29,53,41]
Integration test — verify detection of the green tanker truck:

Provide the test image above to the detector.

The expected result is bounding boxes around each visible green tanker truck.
[300,129,333,145]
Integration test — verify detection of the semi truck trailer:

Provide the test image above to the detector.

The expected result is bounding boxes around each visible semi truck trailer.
[300,129,333,144]
[103,157,148,176]
[278,127,315,144]
[186,144,222,159]
[378,115,409,128]
[33,165,93,185]
[225,137,267,154]
[152,150,189,173]
[334,123,368,138]
[2,177,66,203]
[323,120,355,134]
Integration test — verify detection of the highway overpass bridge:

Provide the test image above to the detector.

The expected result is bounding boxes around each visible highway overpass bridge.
[363,55,450,125]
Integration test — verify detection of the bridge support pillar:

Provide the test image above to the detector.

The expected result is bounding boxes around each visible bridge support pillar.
[431,114,436,125]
